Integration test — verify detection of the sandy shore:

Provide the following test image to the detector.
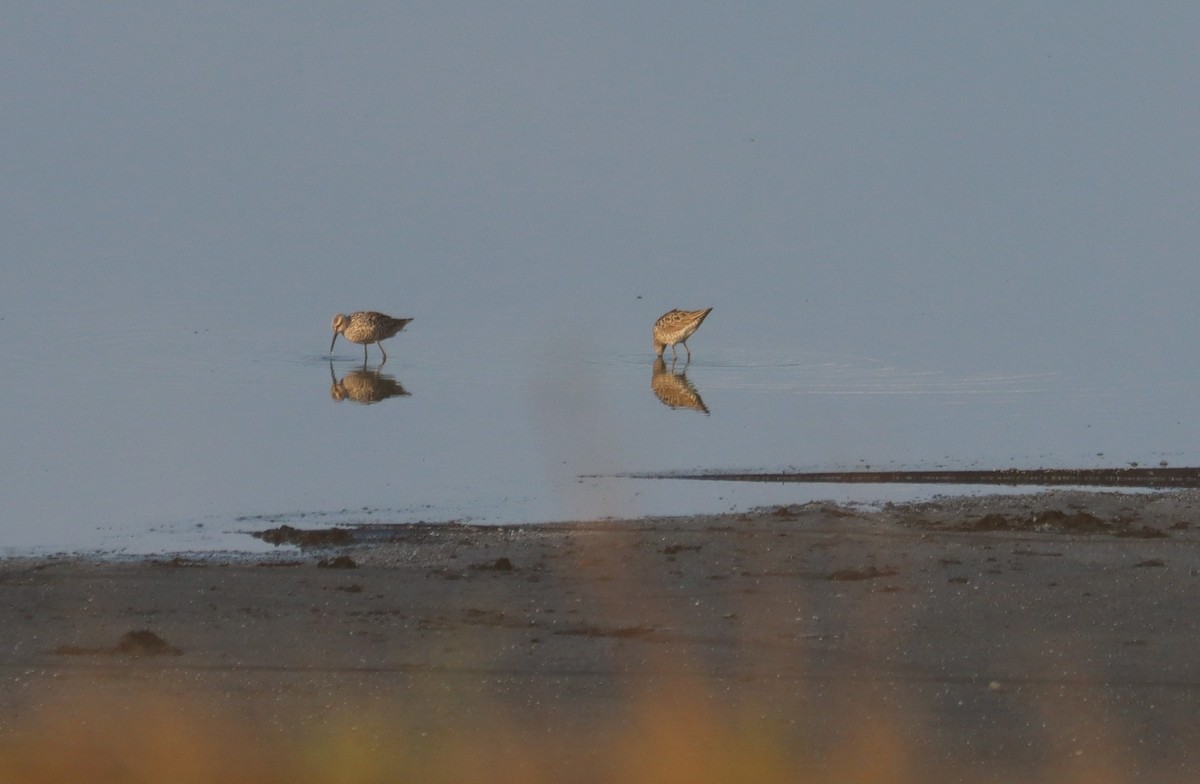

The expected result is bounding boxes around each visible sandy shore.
[3,490,1200,782]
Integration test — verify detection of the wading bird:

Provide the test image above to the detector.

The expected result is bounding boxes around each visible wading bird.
[330,311,413,363]
[653,308,712,360]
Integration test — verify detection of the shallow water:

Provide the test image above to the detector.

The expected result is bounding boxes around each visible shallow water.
[5,4,1200,553]
[3,288,1197,554]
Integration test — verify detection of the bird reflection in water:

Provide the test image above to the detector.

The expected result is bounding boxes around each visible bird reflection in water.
[329,362,411,405]
[651,357,709,414]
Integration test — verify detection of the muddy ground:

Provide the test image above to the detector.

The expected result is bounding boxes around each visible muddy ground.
[2,490,1199,781]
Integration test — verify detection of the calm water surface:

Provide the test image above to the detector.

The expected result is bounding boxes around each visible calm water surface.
[3,290,1197,555]
[6,4,1200,553]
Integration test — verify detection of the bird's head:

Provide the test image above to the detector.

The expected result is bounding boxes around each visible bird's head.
[330,313,350,352]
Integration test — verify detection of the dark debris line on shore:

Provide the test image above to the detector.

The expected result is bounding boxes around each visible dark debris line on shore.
[612,466,1200,490]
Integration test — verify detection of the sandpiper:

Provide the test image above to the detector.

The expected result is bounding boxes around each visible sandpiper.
[653,307,712,360]
[330,311,413,363]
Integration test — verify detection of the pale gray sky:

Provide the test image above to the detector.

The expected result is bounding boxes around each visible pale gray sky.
[6,4,1199,375]
[4,4,1200,549]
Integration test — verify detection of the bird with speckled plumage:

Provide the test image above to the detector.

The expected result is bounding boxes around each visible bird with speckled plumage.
[330,311,413,363]
[653,308,712,360]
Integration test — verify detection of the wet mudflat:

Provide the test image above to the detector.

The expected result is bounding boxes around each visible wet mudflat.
[629,465,1200,489]
[2,490,1199,782]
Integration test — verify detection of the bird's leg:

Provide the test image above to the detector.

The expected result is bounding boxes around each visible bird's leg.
[684,341,692,361]
[379,343,388,364]
[671,344,679,360]
[362,344,369,363]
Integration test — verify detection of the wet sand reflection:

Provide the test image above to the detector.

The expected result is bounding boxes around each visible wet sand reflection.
[329,362,411,405]
[651,357,709,415]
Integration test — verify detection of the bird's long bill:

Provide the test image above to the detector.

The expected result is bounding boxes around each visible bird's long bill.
[329,333,339,354]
